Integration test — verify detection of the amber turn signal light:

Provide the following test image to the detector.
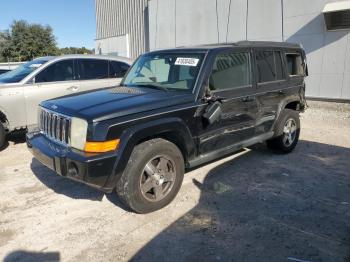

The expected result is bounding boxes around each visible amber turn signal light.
[84,139,120,153]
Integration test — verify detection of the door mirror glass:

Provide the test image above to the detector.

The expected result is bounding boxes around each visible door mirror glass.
[203,101,222,125]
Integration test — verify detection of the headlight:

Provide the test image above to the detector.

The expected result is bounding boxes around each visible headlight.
[70,117,88,151]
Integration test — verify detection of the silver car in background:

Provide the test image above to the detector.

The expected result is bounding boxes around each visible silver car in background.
[0,54,133,148]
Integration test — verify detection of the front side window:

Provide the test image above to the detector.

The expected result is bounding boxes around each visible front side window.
[209,52,251,90]
[286,53,304,76]
[122,52,205,92]
[77,59,108,80]
[35,60,74,83]
[0,58,50,84]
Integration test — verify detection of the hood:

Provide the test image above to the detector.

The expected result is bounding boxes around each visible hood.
[42,86,196,122]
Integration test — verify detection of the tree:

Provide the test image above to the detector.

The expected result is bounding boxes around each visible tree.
[0,20,59,62]
[0,20,94,62]
[59,46,93,55]
[0,30,11,62]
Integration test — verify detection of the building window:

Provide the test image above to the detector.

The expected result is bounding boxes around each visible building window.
[323,2,350,30]
[325,10,350,30]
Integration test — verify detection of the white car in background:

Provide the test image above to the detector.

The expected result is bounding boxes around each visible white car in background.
[0,54,133,148]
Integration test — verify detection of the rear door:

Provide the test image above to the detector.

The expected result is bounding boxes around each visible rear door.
[198,49,259,155]
[24,59,77,127]
[253,49,288,134]
[76,58,112,92]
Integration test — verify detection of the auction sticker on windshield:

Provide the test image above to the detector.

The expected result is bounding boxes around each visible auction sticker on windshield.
[175,57,199,67]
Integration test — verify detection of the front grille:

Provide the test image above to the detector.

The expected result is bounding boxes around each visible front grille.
[39,108,71,144]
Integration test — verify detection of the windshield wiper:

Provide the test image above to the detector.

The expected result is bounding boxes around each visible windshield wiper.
[132,83,169,91]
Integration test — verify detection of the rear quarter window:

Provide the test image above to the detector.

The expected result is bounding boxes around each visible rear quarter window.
[286,53,304,76]
[109,61,130,78]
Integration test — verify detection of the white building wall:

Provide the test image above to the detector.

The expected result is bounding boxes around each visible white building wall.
[95,0,148,58]
[95,0,350,100]
[284,0,350,99]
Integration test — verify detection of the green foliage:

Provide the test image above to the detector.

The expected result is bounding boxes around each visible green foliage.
[0,20,59,62]
[59,47,93,55]
[0,30,11,62]
[0,20,93,62]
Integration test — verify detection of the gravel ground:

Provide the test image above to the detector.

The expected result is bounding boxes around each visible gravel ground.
[0,101,350,262]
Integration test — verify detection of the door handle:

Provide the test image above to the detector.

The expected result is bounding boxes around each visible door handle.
[67,86,79,91]
[241,96,255,102]
[278,90,286,95]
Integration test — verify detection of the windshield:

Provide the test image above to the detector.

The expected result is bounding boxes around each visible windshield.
[0,58,50,83]
[122,52,205,92]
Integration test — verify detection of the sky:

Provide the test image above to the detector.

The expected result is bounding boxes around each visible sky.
[0,0,96,49]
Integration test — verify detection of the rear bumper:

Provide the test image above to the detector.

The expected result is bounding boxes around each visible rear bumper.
[26,132,118,193]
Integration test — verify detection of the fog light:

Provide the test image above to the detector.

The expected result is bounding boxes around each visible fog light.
[68,162,79,177]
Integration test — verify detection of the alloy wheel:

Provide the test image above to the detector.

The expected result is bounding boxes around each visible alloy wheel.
[140,155,176,202]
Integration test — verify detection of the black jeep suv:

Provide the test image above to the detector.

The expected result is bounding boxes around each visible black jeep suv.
[27,41,307,213]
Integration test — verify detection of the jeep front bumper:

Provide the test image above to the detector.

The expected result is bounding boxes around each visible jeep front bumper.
[26,132,118,193]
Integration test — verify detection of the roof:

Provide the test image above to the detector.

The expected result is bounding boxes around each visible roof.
[194,41,301,49]
[149,41,302,54]
[35,54,134,64]
[323,0,350,13]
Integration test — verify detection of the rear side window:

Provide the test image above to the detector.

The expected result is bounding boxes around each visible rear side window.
[35,60,74,83]
[109,61,130,78]
[209,52,251,90]
[286,53,304,76]
[77,59,108,80]
[275,52,285,80]
[255,51,285,83]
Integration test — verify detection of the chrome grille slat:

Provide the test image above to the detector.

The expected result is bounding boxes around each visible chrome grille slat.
[38,108,71,145]
[62,118,66,143]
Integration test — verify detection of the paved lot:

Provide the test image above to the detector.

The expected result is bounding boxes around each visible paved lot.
[1,101,350,262]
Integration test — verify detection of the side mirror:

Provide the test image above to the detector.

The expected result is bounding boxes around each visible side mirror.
[203,101,222,125]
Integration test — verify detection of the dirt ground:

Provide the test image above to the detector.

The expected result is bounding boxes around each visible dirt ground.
[0,101,350,262]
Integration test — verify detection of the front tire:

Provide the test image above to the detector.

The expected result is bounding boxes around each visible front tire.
[116,138,185,214]
[0,122,6,150]
[267,109,300,154]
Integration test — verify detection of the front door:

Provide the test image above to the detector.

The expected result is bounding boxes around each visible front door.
[199,49,258,155]
[24,59,78,127]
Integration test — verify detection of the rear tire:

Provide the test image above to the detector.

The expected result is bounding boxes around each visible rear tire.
[267,109,300,154]
[0,122,6,150]
[116,138,185,214]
